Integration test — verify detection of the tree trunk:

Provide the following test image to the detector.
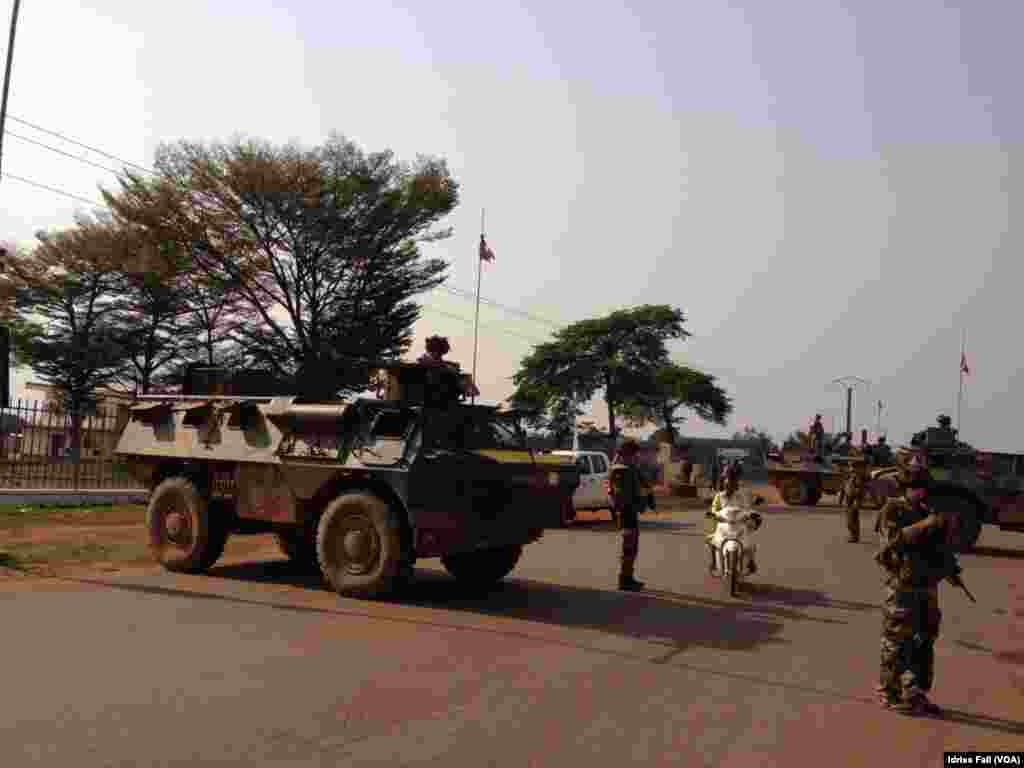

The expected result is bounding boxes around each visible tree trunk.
[605,374,617,442]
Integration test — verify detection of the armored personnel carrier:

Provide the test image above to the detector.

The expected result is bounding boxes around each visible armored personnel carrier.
[868,417,1024,551]
[115,360,581,599]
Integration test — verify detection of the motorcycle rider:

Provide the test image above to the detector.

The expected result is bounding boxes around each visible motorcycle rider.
[707,464,757,575]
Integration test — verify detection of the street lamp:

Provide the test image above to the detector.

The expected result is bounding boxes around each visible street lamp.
[831,376,870,444]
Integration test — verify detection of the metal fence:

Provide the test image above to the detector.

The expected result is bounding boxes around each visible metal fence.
[0,400,136,489]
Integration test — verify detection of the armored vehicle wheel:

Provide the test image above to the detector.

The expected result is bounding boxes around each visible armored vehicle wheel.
[146,476,228,573]
[931,494,982,553]
[316,492,406,599]
[275,528,319,568]
[441,544,523,587]
[780,477,810,506]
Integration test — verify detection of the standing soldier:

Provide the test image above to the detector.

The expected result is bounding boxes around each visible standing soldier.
[873,435,894,466]
[874,453,963,716]
[609,439,646,591]
[844,451,870,543]
[809,414,826,461]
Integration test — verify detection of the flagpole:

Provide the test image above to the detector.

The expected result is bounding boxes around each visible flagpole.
[957,329,965,439]
[471,208,484,406]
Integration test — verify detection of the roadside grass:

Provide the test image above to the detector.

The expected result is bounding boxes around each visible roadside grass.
[0,539,151,572]
[0,550,27,571]
[0,504,146,532]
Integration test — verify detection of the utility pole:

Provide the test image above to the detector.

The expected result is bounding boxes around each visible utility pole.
[0,0,23,183]
[0,0,22,405]
[832,376,869,443]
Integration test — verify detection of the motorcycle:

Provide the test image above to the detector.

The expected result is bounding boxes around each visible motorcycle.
[705,495,765,597]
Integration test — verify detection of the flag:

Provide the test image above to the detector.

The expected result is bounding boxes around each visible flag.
[960,353,970,376]
[479,235,495,262]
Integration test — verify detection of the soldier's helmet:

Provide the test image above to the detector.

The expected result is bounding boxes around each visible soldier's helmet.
[878,435,887,444]
[425,335,451,357]
[937,414,952,428]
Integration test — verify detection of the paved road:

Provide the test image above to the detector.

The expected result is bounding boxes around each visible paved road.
[2,503,1023,767]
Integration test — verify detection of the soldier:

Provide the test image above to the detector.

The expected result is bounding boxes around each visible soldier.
[710,455,721,492]
[874,453,962,716]
[418,335,454,367]
[843,452,870,542]
[609,439,646,591]
[810,415,826,461]
[873,435,894,466]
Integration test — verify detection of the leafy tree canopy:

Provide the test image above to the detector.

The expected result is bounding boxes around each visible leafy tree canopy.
[103,134,459,399]
[511,305,690,439]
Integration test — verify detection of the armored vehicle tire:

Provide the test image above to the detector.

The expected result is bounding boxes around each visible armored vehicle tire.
[780,477,811,506]
[441,544,523,587]
[930,494,982,553]
[275,528,319,568]
[147,476,229,573]
[316,492,406,599]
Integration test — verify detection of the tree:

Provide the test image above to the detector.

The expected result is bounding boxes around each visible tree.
[619,362,732,443]
[512,305,689,440]
[507,385,583,448]
[113,242,190,395]
[103,134,458,399]
[1,218,132,469]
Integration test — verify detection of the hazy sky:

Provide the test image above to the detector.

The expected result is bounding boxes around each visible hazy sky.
[0,0,1019,449]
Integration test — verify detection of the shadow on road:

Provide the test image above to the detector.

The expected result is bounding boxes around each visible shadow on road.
[203,560,793,656]
[743,582,879,613]
[969,545,1024,560]
[938,709,1024,737]
[566,519,699,536]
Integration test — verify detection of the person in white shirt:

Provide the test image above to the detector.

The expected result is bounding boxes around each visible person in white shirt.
[706,465,757,574]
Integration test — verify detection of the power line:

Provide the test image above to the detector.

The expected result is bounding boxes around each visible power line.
[436,283,561,329]
[6,114,154,175]
[4,172,106,208]
[421,304,545,344]
[6,130,125,176]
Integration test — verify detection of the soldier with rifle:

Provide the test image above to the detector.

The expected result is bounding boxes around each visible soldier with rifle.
[874,451,974,717]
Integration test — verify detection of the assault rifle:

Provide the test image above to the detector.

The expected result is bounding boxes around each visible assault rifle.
[875,531,977,603]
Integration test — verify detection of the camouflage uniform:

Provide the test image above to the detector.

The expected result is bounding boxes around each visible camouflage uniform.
[844,456,869,542]
[609,441,646,591]
[875,469,960,716]
[810,417,826,461]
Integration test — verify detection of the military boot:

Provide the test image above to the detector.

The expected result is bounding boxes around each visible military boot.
[618,576,645,591]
